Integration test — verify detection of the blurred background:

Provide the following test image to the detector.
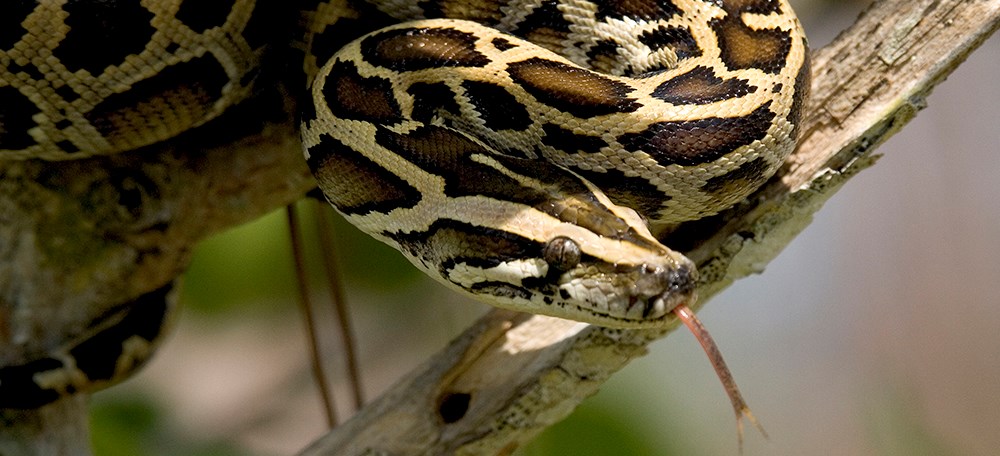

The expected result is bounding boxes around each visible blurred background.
[90,1,1000,455]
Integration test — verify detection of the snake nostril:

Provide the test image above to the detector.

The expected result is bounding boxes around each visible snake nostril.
[640,264,697,320]
[667,264,695,294]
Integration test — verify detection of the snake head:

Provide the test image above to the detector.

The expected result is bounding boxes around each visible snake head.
[533,235,698,327]
[357,139,700,329]
[419,228,697,328]
[387,199,699,328]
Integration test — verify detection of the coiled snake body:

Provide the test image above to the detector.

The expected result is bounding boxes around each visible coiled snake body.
[1,0,808,410]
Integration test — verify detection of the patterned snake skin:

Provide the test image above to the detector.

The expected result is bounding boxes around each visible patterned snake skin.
[0,0,808,409]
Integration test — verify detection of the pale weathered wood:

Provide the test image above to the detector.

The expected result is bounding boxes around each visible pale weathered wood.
[298,0,1000,454]
[1,0,997,453]
[0,396,90,456]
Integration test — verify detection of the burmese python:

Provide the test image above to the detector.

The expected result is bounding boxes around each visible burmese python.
[0,0,808,412]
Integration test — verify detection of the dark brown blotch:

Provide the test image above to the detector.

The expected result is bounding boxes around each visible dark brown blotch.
[418,0,504,24]
[491,37,517,51]
[469,282,536,301]
[511,2,572,56]
[595,0,681,21]
[618,101,775,166]
[585,39,625,74]
[0,358,65,409]
[408,81,461,124]
[85,55,229,149]
[0,86,41,150]
[710,14,791,74]
[386,219,542,275]
[69,285,172,383]
[8,61,44,81]
[308,135,422,215]
[507,57,640,118]
[376,126,549,206]
[0,283,172,410]
[55,0,155,75]
[652,66,757,105]
[303,0,394,69]
[700,156,773,199]
[461,80,533,131]
[723,0,783,14]
[493,155,664,252]
[360,26,490,71]
[512,1,572,36]
[376,126,659,251]
[571,167,671,220]
[638,26,701,60]
[0,0,35,48]
[175,1,231,32]
[541,123,607,154]
[323,60,403,124]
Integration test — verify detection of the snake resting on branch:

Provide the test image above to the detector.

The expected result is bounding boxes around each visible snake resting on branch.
[0,0,809,427]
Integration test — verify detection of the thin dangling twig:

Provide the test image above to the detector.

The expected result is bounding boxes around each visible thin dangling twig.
[312,199,365,411]
[286,203,338,428]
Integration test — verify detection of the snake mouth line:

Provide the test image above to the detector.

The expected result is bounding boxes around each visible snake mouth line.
[568,288,698,328]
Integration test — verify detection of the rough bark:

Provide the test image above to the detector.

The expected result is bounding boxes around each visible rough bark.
[0,0,996,454]
[297,0,1000,454]
[0,81,313,451]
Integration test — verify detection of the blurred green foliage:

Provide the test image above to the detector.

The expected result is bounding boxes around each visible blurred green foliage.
[179,202,420,317]
[91,395,243,456]
[520,391,692,456]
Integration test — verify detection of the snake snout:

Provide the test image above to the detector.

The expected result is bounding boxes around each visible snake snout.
[636,262,697,320]
[664,262,696,297]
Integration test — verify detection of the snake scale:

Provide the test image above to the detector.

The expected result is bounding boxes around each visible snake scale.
[0,0,808,414]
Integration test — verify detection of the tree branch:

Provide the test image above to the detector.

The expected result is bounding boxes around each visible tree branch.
[1,0,996,454]
[1,84,313,451]
[297,1,1000,454]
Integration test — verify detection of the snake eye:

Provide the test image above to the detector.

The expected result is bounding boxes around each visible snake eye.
[543,236,582,272]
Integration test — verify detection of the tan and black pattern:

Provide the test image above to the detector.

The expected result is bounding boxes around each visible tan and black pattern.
[308,133,424,215]
[0,0,280,160]
[0,284,176,409]
[304,0,808,326]
[652,66,758,105]
[506,57,643,117]
[2,0,808,408]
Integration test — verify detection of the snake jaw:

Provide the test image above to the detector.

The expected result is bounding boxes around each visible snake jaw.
[548,252,697,327]
[626,260,698,321]
[648,263,698,317]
